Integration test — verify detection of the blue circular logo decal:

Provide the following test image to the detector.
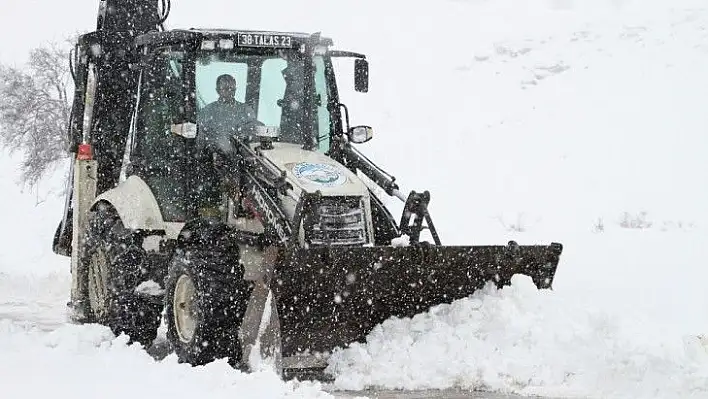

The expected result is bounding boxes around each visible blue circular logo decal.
[292,163,347,187]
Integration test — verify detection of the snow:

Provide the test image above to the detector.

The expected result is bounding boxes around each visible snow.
[390,234,410,247]
[326,226,708,397]
[326,274,708,398]
[2,0,708,398]
[0,321,332,399]
[135,280,165,296]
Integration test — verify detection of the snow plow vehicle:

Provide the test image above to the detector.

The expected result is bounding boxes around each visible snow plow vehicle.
[53,0,563,374]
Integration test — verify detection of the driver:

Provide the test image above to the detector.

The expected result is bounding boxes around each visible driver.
[197,74,262,153]
[193,74,262,218]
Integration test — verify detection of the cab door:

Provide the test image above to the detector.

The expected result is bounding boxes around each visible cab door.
[128,49,190,222]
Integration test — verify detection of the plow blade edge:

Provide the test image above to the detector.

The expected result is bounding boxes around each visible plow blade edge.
[272,242,563,357]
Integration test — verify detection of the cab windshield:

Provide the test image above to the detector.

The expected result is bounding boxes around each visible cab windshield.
[195,51,332,151]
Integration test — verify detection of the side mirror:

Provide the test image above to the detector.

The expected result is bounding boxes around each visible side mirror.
[347,125,373,144]
[253,125,280,138]
[354,58,369,93]
[252,125,280,150]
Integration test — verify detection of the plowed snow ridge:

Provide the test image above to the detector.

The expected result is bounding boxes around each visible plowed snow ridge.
[326,275,708,398]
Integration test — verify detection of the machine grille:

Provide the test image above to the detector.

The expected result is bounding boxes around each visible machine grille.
[308,197,367,246]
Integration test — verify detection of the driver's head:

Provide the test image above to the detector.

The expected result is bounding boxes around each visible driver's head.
[216,74,237,102]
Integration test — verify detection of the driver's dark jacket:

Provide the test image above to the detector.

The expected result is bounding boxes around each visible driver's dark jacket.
[197,100,259,145]
[193,99,261,215]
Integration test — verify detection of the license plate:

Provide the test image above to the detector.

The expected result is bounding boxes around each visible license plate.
[237,33,293,48]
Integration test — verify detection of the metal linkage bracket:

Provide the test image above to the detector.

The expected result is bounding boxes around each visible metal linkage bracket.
[399,190,442,246]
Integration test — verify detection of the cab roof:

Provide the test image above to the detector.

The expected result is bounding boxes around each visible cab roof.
[135,28,334,50]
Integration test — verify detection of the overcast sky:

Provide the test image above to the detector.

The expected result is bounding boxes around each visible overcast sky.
[0,0,384,64]
[0,0,94,63]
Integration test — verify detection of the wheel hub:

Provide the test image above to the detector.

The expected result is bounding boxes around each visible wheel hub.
[173,274,197,343]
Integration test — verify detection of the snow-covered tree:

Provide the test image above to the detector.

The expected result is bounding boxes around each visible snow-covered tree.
[0,41,72,189]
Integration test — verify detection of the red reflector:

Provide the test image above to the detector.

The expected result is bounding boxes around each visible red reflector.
[77,144,93,160]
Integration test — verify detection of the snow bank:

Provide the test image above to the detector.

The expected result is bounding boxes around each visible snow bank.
[0,272,331,399]
[326,275,708,398]
[0,319,332,399]
[0,272,70,331]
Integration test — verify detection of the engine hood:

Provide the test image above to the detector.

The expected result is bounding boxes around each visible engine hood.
[257,143,369,197]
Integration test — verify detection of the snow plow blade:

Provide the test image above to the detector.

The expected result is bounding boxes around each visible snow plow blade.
[273,242,563,357]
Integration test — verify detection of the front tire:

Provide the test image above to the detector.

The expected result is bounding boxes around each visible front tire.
[164,246,252,366]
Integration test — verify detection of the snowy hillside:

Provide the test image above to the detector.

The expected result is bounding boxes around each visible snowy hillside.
[2,0,708,398]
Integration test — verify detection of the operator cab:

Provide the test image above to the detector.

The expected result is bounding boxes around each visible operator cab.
[192,31,335,150]
[124,29,362,222]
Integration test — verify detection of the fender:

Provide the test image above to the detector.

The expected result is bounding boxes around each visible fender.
[92,175,183,239]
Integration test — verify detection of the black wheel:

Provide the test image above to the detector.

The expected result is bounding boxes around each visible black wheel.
[164,245,252,367]
[81,203,162,347]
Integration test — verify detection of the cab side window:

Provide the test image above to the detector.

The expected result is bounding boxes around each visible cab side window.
[257,58,287,126]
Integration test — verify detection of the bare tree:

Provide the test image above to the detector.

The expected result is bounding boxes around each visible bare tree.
[0,41,72,189]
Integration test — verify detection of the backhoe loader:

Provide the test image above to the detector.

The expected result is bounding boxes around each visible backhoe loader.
[53,0,563,374]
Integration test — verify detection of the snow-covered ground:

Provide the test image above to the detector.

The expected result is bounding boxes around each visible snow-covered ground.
[2,0,708,398]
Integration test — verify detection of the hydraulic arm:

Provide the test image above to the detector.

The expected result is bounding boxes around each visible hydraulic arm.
[54,0,168,256]
[68,0,167,194]
[341,141,441,244]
